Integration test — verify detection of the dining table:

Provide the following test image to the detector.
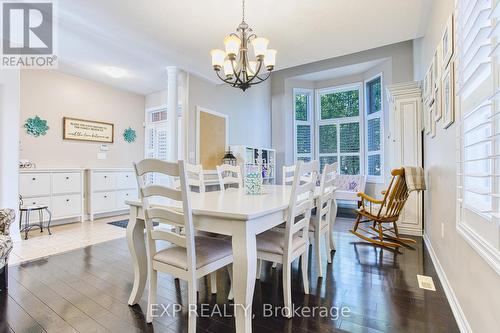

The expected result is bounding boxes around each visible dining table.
[125,184,337,333]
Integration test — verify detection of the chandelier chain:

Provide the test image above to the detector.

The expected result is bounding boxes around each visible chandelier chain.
[242,0,245,22]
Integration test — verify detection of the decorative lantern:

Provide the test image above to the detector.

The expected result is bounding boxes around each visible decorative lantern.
[222,149,237,166]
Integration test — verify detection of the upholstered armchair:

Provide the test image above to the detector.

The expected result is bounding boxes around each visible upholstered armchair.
[0,209,14,290]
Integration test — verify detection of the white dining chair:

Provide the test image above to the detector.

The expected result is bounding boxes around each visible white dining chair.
[256,160,319,317]
[185,162,205,193]
[309,162,337,277]
[282,164,315,185]
[216,164,243,190]
[134,159,234,330]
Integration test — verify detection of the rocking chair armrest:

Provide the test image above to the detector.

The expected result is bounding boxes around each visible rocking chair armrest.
[357,192,383,204]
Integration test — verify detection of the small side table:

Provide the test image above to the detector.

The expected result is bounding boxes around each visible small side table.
[19,204,52,240]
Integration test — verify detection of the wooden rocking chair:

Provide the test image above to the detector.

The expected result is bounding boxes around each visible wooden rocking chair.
[350,167,417,248]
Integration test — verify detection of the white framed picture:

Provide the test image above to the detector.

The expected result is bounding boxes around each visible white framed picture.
[423,102,431,135]
[425,62,435,106]
[433,42,441,91]
[435,83,442,121]
[430,104,436,138]
[442,61,455,129]
[442,14,454,70]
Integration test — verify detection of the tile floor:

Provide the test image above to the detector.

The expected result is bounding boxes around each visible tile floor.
[10,215,128,266]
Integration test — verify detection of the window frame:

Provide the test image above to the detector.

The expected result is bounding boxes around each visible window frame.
[315,83,364,175]
[293,88,314,162]
[364,73,384,183]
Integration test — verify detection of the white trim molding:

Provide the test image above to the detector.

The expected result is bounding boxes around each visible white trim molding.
[423,233,472,333]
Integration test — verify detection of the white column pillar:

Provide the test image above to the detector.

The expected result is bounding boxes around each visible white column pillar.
[0,69,21,240]
[166,66,179,162]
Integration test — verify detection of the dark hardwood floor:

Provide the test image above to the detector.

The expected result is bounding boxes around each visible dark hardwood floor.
[0,217,459,333]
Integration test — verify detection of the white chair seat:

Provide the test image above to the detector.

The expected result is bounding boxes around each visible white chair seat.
[256,230,306,255]
[20,204,48,210]
[154,236,232,270]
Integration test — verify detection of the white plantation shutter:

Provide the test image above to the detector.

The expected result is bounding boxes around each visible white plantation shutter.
[457,0,500,274]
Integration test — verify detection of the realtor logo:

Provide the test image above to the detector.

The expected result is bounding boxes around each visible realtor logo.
[1,1,57,68]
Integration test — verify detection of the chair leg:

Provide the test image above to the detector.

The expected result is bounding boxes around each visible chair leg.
[351,214,361,232]
[227,264,234,300]
[210,272,217,294]
[256,259,262,280]
[301,249,309,294]
[0,265,7,291]
[282,260,292,318]
[325,232,332,264]
[378,223,384,241]
[146,269,157,323]
[315,229,323,278]
[187,277,197,333]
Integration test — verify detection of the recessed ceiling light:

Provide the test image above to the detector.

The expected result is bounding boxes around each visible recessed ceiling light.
[103,66,126,78]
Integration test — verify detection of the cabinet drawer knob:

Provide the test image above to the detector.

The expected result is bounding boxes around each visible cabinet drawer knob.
[32,202,36,205]
[104,176,107,178]
[104,195,107,198]
[66,199,70,202]
[66,177,69,180]
[32,177,36,181]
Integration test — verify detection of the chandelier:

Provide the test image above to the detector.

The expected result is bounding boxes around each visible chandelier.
[210,0,277,91]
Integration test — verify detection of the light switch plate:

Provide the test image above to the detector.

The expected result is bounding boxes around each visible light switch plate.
[417,275,436,291]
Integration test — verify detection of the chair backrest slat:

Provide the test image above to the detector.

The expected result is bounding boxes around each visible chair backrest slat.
[284,160,319,251]
[283,164,316,185]
[186,163,205,193]
[375,167,408,219]
[142,185,183,201]
[216,164,243,190]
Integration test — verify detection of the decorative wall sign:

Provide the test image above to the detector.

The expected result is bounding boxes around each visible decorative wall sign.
[442,61,455,128]
[63,117,114,143]
[433,42,441,92]
[425,63,434,106]
[24,116,49,137]
[442,14,454,70]
[435,84,442,121]
[123,127,137,143]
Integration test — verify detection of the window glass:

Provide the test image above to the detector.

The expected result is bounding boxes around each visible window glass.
[319,156,337,172]
[295,94,308,121]
[296,125,311,154]
[320,90,359,119]
[340,156,360,175]
[367,78,381,115]
[339,123,360,153]
[368,154,381,176]
[367,118,381,152]
[319,124,337,154]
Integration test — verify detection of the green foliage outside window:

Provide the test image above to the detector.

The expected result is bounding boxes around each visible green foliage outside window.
[295,94,308,121]
[367,78,381,115]
[320,90,359,119]
[319,125,337,154]
[339,123,360,153]
[340,156,360,175]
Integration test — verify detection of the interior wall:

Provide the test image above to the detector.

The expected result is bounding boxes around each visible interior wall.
[187,74,271,165]
[0,69,21,239]
[20,70,145,168]
[413,0,500,332]
[271,41,413,186]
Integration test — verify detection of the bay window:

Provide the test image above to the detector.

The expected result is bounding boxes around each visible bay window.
[293,75,384,180]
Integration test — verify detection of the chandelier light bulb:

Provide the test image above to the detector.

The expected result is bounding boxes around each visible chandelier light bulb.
[251,37,269,59]
[224,35,241,59]
[223,60,233,78]
[264,49,277,70]
[210,49,225,70]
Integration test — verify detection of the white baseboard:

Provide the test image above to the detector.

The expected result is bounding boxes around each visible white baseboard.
[399,226,422,236]
[423,233,472,333]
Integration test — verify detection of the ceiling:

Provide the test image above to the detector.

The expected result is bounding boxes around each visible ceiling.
[290,59,388,82]
[55,0,431,95]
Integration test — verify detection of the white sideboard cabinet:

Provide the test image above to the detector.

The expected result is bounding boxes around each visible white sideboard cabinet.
[19,169,84,224]
[386,82,423,236]
[86,168,138,221]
